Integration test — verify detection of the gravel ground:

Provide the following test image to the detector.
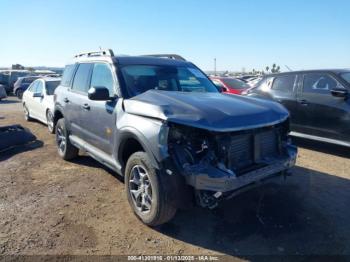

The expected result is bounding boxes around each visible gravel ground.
[0,96,349,259]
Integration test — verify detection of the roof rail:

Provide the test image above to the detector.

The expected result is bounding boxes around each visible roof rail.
[74,49,115,58]
[143,54,186,61]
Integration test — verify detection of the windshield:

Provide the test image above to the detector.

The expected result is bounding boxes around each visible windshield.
[121,65,218,97]
[222,78,250,89]
[340,72,350,84]
[46,81,60,95]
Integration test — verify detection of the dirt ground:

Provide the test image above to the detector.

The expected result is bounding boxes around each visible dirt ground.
[0,96,349,259]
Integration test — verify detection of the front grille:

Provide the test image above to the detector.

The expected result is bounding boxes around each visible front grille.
[226,129,280,175]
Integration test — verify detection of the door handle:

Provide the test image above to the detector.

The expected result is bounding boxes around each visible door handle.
[82,104,90,110]
[298,99,309,106]
[63,98,69,103]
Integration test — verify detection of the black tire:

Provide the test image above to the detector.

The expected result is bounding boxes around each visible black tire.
[55,118,78,160]
[23,104,32,121]
[46,110,55,134]
[125,152,177,226]
[16,90,23,99]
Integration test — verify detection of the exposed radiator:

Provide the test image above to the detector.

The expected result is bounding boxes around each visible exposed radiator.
[226,129,280,174]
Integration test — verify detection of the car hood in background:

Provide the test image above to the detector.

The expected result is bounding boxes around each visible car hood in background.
[123,90,289,132]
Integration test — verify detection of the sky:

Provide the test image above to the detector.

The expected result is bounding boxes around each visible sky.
[1,0,349,72]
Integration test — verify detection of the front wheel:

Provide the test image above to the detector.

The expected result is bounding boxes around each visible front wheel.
[125,152,177,226]
[46,110,55,134]
[55,118,79,160]
[23,105,32,121]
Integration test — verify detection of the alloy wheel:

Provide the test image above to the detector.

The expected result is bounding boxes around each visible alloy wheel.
[56,125,66,154]
[129,165,153,214]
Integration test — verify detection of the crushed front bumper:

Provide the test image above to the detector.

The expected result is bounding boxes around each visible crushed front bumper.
[168,145,297,193]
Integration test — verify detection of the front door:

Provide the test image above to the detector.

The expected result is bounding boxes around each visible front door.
[79,62,118,155]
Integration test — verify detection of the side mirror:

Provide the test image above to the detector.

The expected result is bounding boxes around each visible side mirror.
[33,92,43,98]
[88,86,111,101]
[331,88,348,99]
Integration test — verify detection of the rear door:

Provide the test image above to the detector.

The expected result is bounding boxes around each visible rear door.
[269,74,299,126]
[297,72,350,140]
[79,62,118,154]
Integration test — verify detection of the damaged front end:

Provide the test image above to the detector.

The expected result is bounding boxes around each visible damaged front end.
[166,120,297,209]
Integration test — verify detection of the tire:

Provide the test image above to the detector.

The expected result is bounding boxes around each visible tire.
[55,118,79,160]
[125,152,177,226]
[16,90,23,99]
[23,104,32,121]
[46,110,55,134]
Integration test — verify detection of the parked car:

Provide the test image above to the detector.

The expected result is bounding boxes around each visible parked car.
[1,70,31,93]
[210,76,251,94]
[245,69,350,147]
[0,84,7,100]
[22,77,61,133]
[13,76,40,99]
[53,49,297,226]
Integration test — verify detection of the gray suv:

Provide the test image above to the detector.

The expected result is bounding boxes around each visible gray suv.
[53,50,297,226]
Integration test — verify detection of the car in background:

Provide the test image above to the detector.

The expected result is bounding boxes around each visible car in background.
[0,70,31,93]
[210,76,251,94]
[13,76,41,99]
[0,84,7,100]
[245,69,350,147]
[22,77,61,133]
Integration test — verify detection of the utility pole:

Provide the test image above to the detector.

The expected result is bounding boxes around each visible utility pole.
[214,58,217,76]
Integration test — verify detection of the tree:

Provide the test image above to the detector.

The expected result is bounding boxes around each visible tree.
[266,66,269,72]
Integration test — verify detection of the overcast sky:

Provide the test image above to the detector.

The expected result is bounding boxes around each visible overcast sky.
[1,0,349,72]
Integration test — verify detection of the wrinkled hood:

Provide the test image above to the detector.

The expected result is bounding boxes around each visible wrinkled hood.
[123,90,289,132]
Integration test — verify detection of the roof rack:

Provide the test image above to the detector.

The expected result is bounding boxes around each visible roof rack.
[74,49,115,58]
[143,54,186,61]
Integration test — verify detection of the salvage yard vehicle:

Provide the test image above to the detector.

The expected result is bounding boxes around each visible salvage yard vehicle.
[13,76,40,99]
[53,49,297,226]
[22,77,61,133]
[210,76,251,95]
[245,69,350,147]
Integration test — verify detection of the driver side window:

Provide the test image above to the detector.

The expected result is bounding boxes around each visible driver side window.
[90,63,115,96]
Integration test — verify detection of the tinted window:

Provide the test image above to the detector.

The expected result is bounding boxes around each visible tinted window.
[341,72,350,85]
[90,63,115,96]
[45,81,60,95]
[72,64,92,93]
[303,73,337,94]
[120,65,218,98]
[222,78,250,89]
[61,64,76,87]
[271,75,296,92]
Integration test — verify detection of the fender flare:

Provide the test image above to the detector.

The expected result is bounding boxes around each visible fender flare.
[117,127,160,170]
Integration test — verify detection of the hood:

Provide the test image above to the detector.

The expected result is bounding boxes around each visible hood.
[123,90,289,132]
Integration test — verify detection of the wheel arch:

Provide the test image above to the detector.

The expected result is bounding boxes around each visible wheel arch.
[117,128,160,173]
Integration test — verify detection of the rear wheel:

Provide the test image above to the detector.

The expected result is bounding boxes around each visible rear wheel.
[46,110,55,134]
[55,118,78,160]
[125,152,177,226]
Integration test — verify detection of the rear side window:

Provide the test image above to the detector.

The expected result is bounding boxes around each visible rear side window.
[271,75,296,93]
[303,73,338,94]
[72,64,92,93]
[90,63,115,96]
[61,64,76,87]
